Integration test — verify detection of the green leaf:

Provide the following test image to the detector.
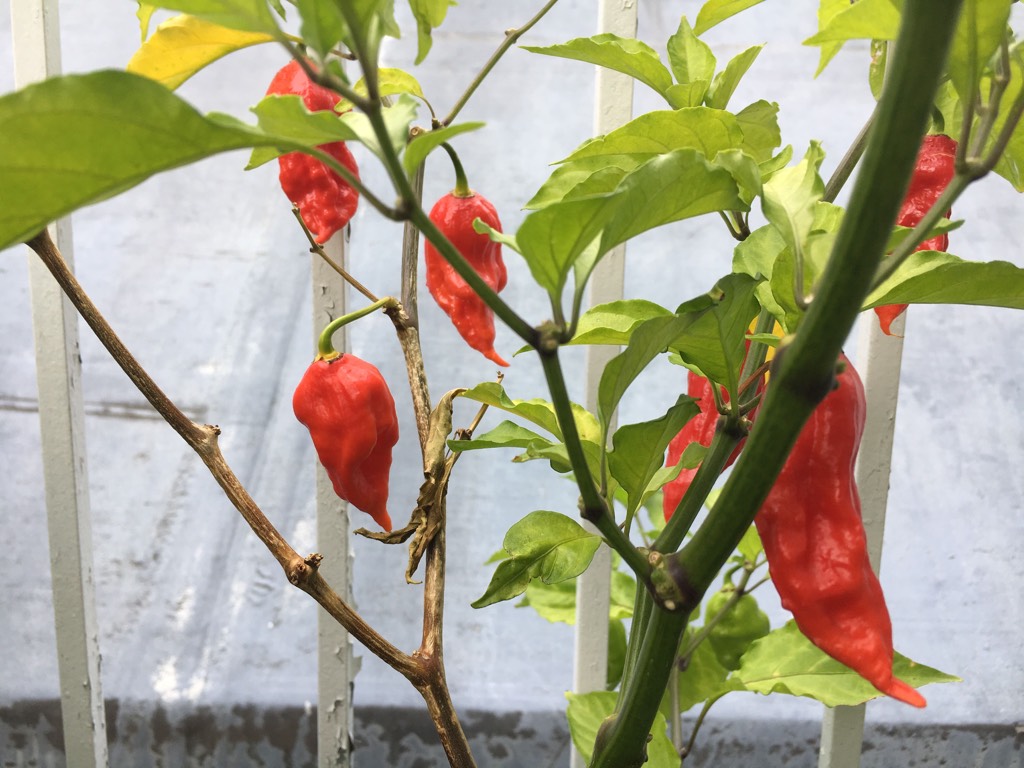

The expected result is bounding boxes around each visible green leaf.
[525,155,641,209]
[524,35,674,101]
[987,44,1024,191]
[736,524,763,562]
[947,0,1011,105]
[569,300,674,346]
[672,628,731,712]
[0,70,290,251]
[803,0,900,74]
[670,272,760,395]
[597,311,710,429]
[869,39,888,101]
[296,0,345,57]
[609,396,702,520]
[760,142,825,291]
[735,100,781,164]
[567,692,679,768]
[126,14,274,89]
[735,621,959,706]
[340,94,418,161]
[704,590,771,670]
[693,0,766,36]
[864,251,1024,310]
[142,0,280,34]
[409,0,453,64]
[472,511,602,608]
[666,17,715,101]
[707,45,762,111]
[515,195,622,298]
[459,383,602,446]
[563,107,745,164]
[517,571,635,627]
[447,420,564,469]
[599,148,745,253]
[403,122,484,173]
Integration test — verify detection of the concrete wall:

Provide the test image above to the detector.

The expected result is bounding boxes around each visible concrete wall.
[1,0,1021,764]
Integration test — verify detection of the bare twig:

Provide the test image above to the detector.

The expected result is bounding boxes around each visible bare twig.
[26,228,418,680]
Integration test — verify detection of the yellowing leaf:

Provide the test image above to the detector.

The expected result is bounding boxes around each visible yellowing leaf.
[137,3,159,41]
[127,14,274,90]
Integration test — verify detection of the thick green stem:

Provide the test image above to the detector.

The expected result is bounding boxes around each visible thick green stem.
[588,1,963,765]
[676,0,962,595]
[590,608,690,768]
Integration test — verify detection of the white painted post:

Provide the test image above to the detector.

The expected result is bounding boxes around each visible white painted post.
[818,312,908,768]
[312,235,356,767]
[11,2,108,765]
[571,3,637,767]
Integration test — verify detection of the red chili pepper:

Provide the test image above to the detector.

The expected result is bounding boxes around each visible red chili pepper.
[267,60,360,244]
[875,134,956,335]
[754,355,925,707]
[425,145,509,367]
[293,351,399,531]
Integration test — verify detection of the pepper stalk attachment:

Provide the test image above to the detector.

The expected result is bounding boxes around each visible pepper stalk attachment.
[317,297,399,359]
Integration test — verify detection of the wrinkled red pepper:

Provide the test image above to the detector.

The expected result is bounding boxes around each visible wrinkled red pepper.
[875,134,957,335]
[425,145,509,366]
[267,60,360,244]
[754,354,925,707]
[293,351,399,531]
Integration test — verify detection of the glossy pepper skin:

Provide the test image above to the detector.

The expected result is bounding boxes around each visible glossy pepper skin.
[754,355,925,707]
[267,60,360,244]
[662,371,744,521]
[293,353,399,531]
[875,134,957,335]
[425,191,509,367]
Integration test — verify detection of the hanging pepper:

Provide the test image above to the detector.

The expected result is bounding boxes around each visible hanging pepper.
[424,144,509,367]
[293,305,399,531]
[754,354,925,707]
[266,59,360,244]
[874,134,957,335]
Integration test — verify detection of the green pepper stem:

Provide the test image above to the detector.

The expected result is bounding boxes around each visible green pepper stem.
[440,142,472,197]
[317,297,395,357]
[588,1,963,765]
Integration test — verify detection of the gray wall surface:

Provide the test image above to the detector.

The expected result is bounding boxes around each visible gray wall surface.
[1,0,1022,763]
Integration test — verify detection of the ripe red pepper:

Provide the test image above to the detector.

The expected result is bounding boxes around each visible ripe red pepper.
[874,134,957,335]
[267,60,360,244]
[754,355,925,707]
[662,371,744,521]
[425,145,509,367]
[293,351,399,531]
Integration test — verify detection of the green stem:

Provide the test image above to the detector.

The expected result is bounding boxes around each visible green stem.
[537,348,652,582]
[590,608,690,768]
[588,1,963,764]
[678,565,754,660]
[440,0,562,126]
[681,695,723,763]
[317,297,394,357]
[440,142,472,196]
